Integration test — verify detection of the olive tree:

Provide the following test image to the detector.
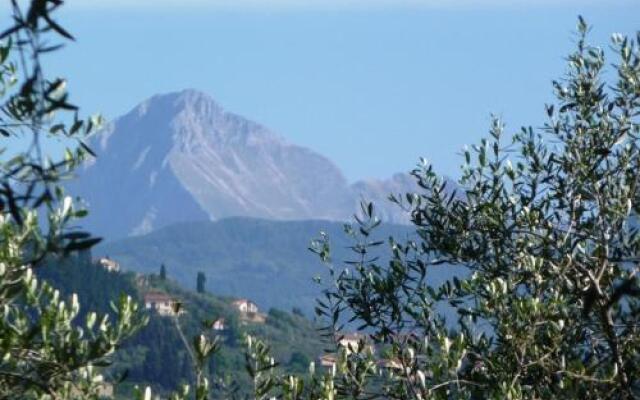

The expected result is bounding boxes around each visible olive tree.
[309,18,640,399]
[155,19,640,400]
[0,1,147,398]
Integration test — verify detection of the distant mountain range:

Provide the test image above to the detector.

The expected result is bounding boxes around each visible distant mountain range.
[65,90,465,322]
[70,89,431,240]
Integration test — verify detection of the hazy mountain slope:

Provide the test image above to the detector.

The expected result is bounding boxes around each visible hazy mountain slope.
[71,90,357,238]
[95,217,464,316]
[351,173,418,224]
[352,173,460,224]
[70,89,433,239]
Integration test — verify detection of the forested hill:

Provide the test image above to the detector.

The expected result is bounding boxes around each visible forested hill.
[95,217,418,315]
[36,255,327,398]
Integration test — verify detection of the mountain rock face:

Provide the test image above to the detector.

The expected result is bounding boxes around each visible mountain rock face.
[351,173,419,224]
[70,90,427,239]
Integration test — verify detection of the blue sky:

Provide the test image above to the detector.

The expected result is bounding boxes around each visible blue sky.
[31,0,640,181]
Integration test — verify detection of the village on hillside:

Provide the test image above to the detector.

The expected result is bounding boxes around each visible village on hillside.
[94,255,270,328]
[99,255,404,377]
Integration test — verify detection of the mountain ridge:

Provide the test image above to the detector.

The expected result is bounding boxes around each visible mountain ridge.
[70,89,431,239]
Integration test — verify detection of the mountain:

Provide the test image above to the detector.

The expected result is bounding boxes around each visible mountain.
[351,173,421,222]
[69,89,422,239]
[95,217,464,317]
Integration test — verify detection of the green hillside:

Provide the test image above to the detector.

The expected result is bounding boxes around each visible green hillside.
[95,217,417,315]
[36,254,328,398]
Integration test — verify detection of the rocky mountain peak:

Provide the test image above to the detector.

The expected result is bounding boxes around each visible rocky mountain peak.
[136,89,222,118]
[71,90,432,239]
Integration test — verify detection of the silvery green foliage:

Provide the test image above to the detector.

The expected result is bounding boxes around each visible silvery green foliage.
[142,19,640,400]
[0,1,147,398]
[310,18,640,400]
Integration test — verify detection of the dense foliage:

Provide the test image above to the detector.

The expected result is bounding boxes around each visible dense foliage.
[38,253,141,319]
[39,256,327,398]
[163,18,640,400]
[308,19,640,399]
[1,1,638,399]
[0,1,146,398]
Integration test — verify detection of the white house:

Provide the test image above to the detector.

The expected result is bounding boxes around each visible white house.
[144,292,183,317]
[231,299,266,324]
[232,299,259,314]
[212,318,226,331]
[336,333,374,355]
[318,354,337,369]
[98,257,120,272]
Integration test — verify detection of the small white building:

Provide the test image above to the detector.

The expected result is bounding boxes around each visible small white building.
[318,354,337,369]
[98,257,120,272]
[232,299,259,314]
[71,382,113,398]
[336,333,374,355]
[144,292,183,317]
[212,318,226,331]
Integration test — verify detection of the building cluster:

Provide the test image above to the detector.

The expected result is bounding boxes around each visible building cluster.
[98,256,120,272]
[317,332,402,371]
[94,256,402,388]
[209,298,266,331]
[97,257,393,372]
[231,298,258,313]
[142,283,267,328]
[95,256,268,326]
[231,298,266,324]
[318,333,373,368]
[143,292,184,317]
